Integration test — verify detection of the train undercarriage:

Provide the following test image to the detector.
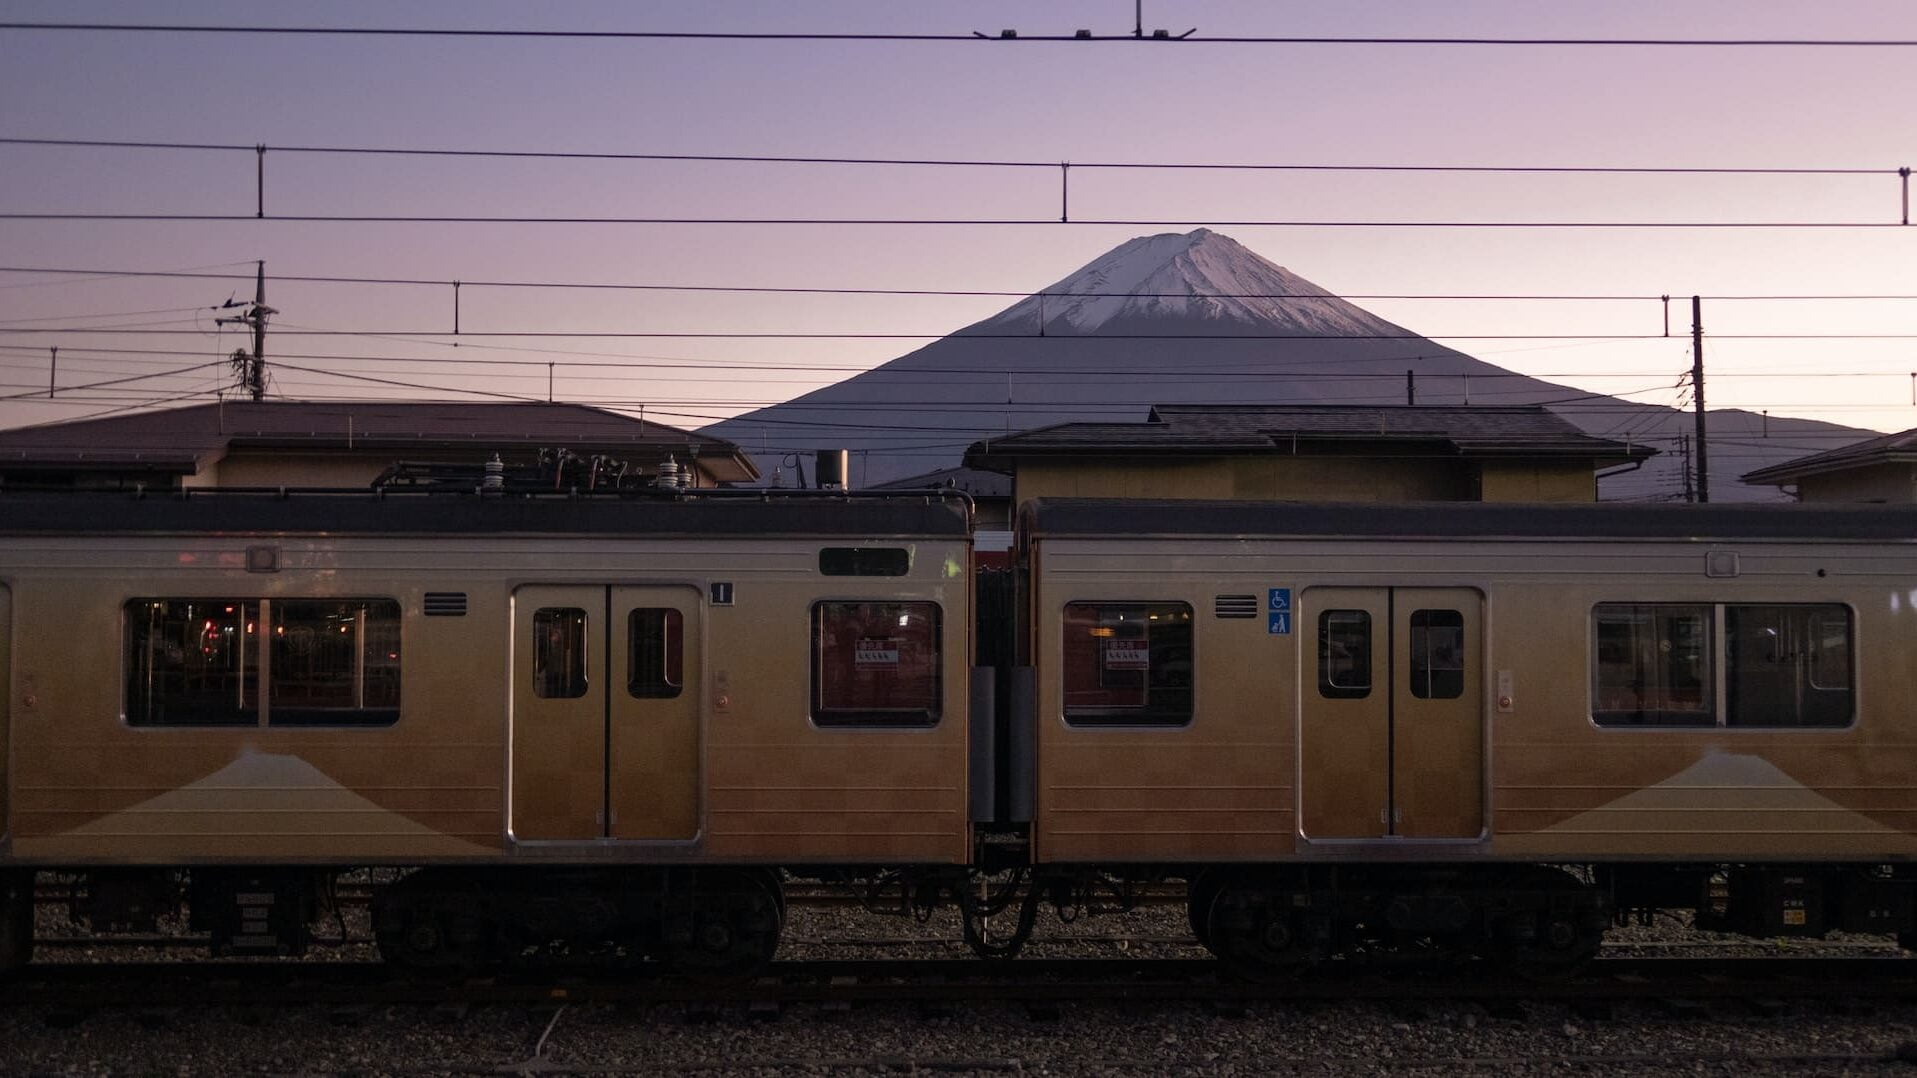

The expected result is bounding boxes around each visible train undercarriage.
[2,860,1915,979]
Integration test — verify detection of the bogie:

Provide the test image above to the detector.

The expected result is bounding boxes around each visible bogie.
[370,866,786,976]
[1195,866,1608,978]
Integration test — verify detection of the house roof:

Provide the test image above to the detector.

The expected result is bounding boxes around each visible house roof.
[1741,427,1917,486]
[868,465,1012,500]
[0,400,758,482]
[964,404,1656,473]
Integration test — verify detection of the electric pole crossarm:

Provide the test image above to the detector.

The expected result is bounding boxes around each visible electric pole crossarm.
[213,260,274,400]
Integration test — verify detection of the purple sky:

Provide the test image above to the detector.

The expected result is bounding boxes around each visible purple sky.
[1,1,1913,441]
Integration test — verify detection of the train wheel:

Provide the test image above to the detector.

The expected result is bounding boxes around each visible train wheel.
[1486,867,1605,980]
[373,881,494,970]
[0,870,33,977]
[1185,871,1224,949]
[661,869,783,978]
[1205,879,1325,980]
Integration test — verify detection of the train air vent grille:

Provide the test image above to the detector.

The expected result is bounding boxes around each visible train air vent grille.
[423,592,469,617]
[1214,595,1259,619]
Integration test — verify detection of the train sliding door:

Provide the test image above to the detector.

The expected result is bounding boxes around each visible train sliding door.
[511,585,701,843]
[606,587,700,841]
[1299,587,1484,842]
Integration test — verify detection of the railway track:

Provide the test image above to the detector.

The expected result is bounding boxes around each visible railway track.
[4,955,1914,1010]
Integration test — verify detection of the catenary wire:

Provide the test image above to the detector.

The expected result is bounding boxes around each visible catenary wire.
[4,264,1914,304]
[3,24,1915,46]
[2,138,1899,178]
[0,212,1905,229]
[6,327,1914,341]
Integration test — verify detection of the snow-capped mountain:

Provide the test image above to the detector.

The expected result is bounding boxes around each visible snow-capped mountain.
[702,229,1866,500]
[978,228,1404,340]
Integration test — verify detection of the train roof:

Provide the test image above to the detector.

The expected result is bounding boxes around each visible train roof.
[1021,498,1917,543]
[0,488,971,539]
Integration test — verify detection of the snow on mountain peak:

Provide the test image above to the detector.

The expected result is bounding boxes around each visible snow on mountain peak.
[975,228,1406,338]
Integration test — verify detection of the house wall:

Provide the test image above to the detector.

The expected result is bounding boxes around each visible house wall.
[1010,456,1589,505]
[1795,463,1917,503]
[1476,462,1596,503]
[188,452,386,489]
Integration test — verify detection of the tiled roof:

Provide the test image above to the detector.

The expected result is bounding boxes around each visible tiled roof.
[869,466,1012,499]
[1741,427,1917,485]
[965,404,1654,472]
[0,400,757,480]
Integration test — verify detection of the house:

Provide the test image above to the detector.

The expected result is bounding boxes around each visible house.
[963,404,1655,506]
[0,400,758,490]
[1741,427,1917,502]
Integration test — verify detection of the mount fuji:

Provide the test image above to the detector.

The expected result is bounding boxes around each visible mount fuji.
[701,229,1865,501]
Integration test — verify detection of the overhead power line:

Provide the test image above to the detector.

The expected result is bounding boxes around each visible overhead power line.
[7,138,1907,227]
[0,359,221,402]
[4,23,1915,47]
[2,138,1897,177]
[6,328,1915,341]
[1,213,1904,229]
[3,264,1914,303]
[4,343,1915,383]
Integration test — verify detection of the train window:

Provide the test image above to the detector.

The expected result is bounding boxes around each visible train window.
[1591,604,1713,726]
[1061,602,1193,726]
[1408,609,1465,700]
[627,608,683,699]
[533,608,589,699]
[267,600,402,726]
[811,601,941,727]
[1318,610,1372,700]
[1725,604,1852,728]
[126,600,262,726]
[125,598,399,727]
[819,547,911,576]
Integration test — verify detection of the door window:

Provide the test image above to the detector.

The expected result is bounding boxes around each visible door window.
[532,607,589,699]
[1318,609,1372,699]
[1407,609,1465,700]
[627,608,684,698]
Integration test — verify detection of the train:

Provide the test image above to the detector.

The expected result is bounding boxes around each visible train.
[2,484,1916,978]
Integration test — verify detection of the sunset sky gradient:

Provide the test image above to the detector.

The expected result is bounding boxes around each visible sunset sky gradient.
[1,1,1912,450]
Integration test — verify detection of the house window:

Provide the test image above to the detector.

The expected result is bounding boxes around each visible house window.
[811,601,941,727]
[1062,601,1193,726]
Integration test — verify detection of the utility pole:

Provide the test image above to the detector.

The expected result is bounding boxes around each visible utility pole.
[1691,295,1708,503]
[216,261,275,401]
[1677,435,1693,503]
[47,347,56,397]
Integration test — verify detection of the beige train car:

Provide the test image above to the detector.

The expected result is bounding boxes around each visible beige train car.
[0,489,977,973]
[1018,498,1917,971]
